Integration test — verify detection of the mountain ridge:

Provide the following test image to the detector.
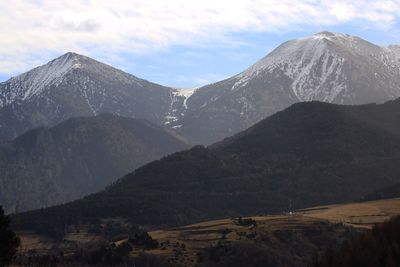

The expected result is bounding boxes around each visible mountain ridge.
[0,113,189,213]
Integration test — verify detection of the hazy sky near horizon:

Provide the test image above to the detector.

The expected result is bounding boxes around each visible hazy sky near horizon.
[1,0,400,87]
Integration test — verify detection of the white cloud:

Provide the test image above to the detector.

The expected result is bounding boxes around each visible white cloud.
[1,0,400,76]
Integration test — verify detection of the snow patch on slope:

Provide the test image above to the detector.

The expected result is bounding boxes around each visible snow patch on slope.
[174,88,196,108]
[164,88,196,125]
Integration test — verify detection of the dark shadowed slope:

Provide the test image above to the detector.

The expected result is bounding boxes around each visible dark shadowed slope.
[0,114,188,213]
[18,99,400,230]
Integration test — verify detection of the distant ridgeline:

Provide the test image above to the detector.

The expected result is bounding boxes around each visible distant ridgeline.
[17,99,400,235]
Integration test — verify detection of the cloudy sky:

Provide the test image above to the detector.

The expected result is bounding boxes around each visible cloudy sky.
[1,0,400,87]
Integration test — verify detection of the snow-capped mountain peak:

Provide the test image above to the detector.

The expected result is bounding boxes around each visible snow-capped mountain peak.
[231,31,398,103]
[0,52,177,141]
[179,31,400,145]
[58,52,85,69]
[0,52,88,107]
[0,51,154,111]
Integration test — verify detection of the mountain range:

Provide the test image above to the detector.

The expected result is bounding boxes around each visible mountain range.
[1,32,400,145]
[18,98,400,232]
[2,30,400,230]
[0,114,188,213]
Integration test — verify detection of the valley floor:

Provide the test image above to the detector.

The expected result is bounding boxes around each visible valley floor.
[15,198,400,266]
[142,198,400,266]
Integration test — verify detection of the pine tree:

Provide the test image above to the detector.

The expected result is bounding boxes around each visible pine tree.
[0,206,20,267]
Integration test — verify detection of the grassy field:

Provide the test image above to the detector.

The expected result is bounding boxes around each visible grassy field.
[144,215,322,265]
[300,198,400,227]
[16,198,400,266]
[134,198,400,265]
